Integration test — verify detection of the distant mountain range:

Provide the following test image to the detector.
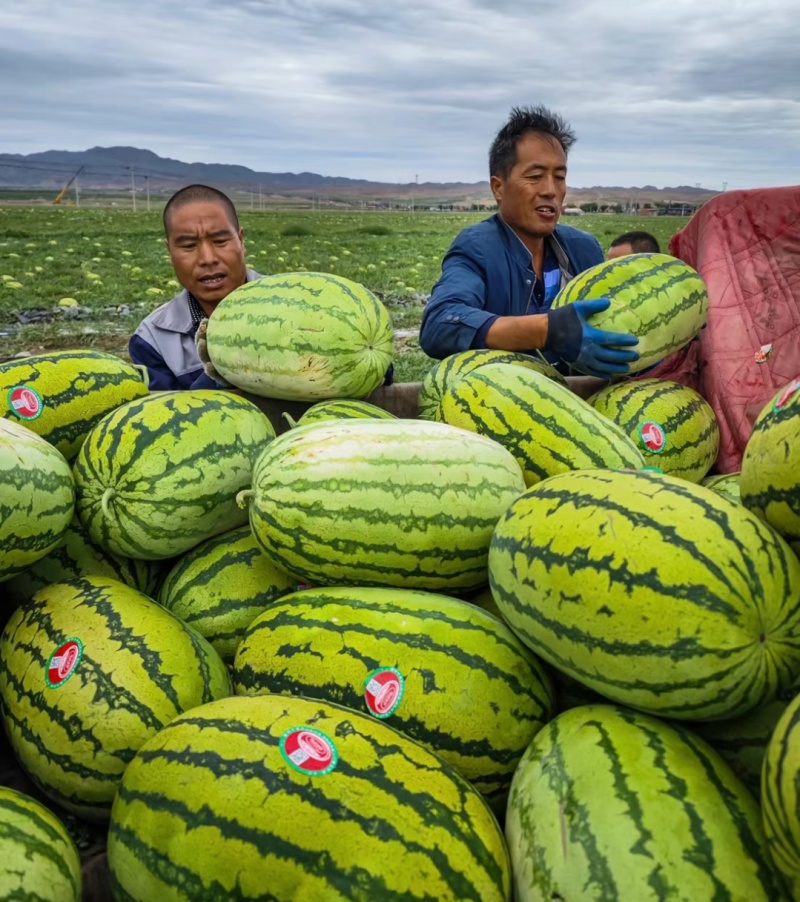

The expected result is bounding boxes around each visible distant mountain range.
[0,146,720,206]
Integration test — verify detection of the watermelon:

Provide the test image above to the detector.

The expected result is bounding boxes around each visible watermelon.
[240,419,526,591]
[159,525,297,664]
[741,378,800,555]
[703,471,742,504]
[73,390,275,560]
[205,272,394,401]
[437,363,644,486]
[507,705,786,901]
[489,469,800,721]
[233,586,554,800]
[0,418,74,584]
[0,786,81,901]
[0,349,149,460]
[286,398,397,428]
[589,378,719,481]
[0,576,231,821]
[107,694,511,901]
[5,515,162,606]
[762,690,800,895]
[695,685,798,800]
[549,253,708,373]
[418,349,566,421]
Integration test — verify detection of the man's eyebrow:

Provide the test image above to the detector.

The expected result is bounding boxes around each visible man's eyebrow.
[523,163,567,172]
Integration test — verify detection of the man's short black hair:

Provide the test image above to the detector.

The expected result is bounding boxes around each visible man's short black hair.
[163,184,239,234]
[610,231,661,254]
[489,105,576,179]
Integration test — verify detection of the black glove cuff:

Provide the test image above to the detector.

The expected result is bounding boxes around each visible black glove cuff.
[544,305,582,363]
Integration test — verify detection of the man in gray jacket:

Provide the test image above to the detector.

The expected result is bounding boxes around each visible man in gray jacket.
[129,184,260,390]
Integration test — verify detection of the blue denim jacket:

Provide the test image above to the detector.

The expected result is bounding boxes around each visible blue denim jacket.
[419,215,604,360]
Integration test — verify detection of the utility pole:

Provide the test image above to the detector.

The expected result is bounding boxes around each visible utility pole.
[722,181,728,192]
[74,173,80,207]
[130,167,136,212]
[145,176,151,211]
[259,182,263,212]
[250,185,254,211]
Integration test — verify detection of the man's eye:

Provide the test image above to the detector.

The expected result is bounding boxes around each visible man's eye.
[213,238,230,246]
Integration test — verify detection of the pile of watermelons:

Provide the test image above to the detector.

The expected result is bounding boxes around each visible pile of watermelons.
[0,260,798,901]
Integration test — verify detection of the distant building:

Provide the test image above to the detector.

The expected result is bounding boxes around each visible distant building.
[561,206,583,216]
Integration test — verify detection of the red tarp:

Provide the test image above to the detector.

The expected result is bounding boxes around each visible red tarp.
[641,186,800,473]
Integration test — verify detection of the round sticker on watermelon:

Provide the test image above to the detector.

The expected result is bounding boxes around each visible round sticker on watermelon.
[279,727,338,776]
[46,638,84,689]
[7,385,44,421]
[774,379,800,412]
[364,667,405,719]
[639,420,667,453]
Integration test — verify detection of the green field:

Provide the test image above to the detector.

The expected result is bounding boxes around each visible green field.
[0,207,686,382]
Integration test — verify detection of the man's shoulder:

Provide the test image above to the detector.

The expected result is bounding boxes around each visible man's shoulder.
[553,223,602,252]
[135,292,192,337]
[450,215,506,254]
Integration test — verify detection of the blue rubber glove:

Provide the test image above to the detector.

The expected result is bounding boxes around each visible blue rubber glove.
[545,298,639,378]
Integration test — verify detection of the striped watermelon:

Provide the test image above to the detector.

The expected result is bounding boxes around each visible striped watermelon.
[489,469,800,721]
[437,363,644,486]
[159,525,296,664]
[418,349,566,421]
[5,516,162,606]
[0,576,231,821]
[287,398,397,428]
[233,586,554,800]
[0,349,149,460]
[762,690,800,895]
[205,273,394,401]
[589,378,719,481]
[550,253,708,373]
[241,419,525,591]
[73,390,275,560]
[107,694,511,901]
[695,685,798,800]
[703,471,742,504]
[0,418,74,584]
[462,585,505,621]
[741,378,800,555]
[0,786,81,901]
[507,705,786,901]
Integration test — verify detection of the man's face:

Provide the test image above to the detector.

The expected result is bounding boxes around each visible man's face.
[607,243,634,261]
[165,201,247,311]
[490,132,567,243]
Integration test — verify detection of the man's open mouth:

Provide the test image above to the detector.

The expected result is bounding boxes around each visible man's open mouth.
[198,273,227,288]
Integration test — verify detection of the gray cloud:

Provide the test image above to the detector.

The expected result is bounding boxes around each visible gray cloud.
[0,0,798,188]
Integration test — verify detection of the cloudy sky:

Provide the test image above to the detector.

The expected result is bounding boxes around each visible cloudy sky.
[1,0,797,189]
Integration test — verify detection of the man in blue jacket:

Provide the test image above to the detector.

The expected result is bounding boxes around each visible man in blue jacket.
[419,106,639,378]
[129,184,261,390]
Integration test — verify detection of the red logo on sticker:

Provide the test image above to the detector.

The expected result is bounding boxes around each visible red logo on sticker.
[46,639,83,688]
[775,379,800,411]
[640,421,666,453]
[8,385,43,420]
[294,581,315,591]
[279,727,338,776]
[364,667,405,719]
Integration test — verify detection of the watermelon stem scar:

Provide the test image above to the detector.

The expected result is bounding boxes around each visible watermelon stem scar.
[236,489,254,510]
[281,412,300,428]
[101,487,116,518]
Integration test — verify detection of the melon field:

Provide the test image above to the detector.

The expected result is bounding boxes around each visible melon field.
[0,206,682,380]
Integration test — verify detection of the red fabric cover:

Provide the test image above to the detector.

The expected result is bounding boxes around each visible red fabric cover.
[640,187,800,473]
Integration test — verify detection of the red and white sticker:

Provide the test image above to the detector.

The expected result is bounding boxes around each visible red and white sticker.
[639,420,667,453]
[7,385,43,421]
[755,344,774,364]
[294,581,316,591]
[279,727,338,776]
[774,379,800,412]
[364,667,405,719]
[46,638,83,689]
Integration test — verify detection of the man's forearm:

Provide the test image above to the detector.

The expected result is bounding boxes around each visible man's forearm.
[484,314,549,352]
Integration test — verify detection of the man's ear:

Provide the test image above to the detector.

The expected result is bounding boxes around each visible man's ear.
[490,174,503,205]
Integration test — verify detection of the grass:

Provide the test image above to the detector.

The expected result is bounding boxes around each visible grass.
[0,207,689,381]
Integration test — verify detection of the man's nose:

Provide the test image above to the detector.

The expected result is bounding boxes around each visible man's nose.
[197,240,218,264]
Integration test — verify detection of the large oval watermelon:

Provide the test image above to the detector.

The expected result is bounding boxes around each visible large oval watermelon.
[108,694,511,901]
[233,586,554,800]
[0,786,82,901]
[741,378,800,555]
[507,705,785,901]
[73,390,275,560]
[437,363,644,486]
[0,349,149,460]
[549,253,708,373]
[489,469,800,721]
[206,272,394,401]
[0,418,74,584]
[589,378,719,481]
[288,398,397,428]
[241,419,526,591]
[0,576,232,821]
